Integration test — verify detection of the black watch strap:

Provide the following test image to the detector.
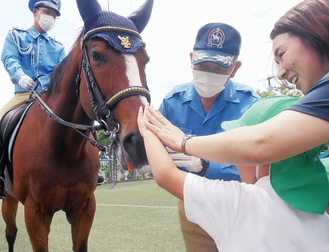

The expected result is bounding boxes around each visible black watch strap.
[197,159,209,176]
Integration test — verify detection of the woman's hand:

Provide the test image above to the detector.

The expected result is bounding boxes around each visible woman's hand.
[144,105,185,152]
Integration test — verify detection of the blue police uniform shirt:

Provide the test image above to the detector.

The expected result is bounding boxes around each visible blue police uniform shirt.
[1,26,66,93]
[159,80,259,180]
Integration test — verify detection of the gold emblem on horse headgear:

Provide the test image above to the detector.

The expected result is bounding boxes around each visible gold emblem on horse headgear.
[118,35,132,49]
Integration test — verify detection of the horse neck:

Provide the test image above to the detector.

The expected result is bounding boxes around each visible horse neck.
[45,49,93,127]
[41,75,94,152]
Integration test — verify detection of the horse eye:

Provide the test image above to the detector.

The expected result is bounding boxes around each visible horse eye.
[90,51,102,62]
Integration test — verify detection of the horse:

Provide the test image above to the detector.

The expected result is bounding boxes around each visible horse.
[1,0,153,251]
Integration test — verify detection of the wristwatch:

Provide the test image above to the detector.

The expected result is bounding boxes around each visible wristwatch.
[181,134,196,155]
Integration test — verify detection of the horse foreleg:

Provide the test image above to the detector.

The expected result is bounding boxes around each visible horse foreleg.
[2,194,19,252]
[67,193,96,252]
[24,198,52,252]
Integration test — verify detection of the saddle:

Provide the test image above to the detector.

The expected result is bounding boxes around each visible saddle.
[0,101,34,182]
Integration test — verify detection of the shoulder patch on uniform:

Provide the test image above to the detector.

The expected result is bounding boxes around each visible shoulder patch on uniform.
[164,83,191,99]
[49,36,63,45]
[12,27,27,32]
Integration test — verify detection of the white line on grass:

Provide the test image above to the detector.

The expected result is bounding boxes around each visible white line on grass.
[96,203,177,209]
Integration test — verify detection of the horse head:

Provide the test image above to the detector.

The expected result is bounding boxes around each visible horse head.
[76,0,153,168]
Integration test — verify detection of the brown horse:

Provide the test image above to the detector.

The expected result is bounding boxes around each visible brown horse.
[1,0,153,251]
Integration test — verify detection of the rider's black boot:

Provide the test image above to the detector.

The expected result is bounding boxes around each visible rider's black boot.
[0,149,7,199]
[0,177,6,199]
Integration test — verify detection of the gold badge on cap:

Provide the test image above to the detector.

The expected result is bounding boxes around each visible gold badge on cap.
[52,0,59,4]
[118,35,132,49]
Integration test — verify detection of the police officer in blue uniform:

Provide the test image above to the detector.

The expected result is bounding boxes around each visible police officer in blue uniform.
[0,0,66,198]
[159,23,259,251]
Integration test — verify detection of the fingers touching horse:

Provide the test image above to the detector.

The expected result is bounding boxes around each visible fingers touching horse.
[1,0,153,251]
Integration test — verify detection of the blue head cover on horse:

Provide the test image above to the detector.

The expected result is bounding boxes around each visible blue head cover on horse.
[77,0,153,53]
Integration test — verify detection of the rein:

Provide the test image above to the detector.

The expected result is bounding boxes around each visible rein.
[31,89,107,151]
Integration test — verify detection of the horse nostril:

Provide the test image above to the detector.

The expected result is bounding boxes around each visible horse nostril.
[122,130,147,167]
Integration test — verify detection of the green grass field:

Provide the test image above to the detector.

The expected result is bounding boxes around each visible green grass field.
[0,179,185,251]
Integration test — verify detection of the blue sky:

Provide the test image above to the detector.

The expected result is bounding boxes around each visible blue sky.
[0,0,301,108]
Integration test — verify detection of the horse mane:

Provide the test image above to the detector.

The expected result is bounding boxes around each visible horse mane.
[46,31,84,98]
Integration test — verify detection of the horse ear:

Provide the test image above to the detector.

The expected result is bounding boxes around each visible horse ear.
[76,0,103,22]
[127,0,154,33]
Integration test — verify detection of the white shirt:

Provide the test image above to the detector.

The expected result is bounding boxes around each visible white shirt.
[184,174,329,252]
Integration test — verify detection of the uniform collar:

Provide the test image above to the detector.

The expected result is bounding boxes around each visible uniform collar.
[28,26,50,40]
[221,80,240,103]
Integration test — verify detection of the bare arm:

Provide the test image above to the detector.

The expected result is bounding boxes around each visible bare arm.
[145,106,329,166]
[137,105,187,200]
[238,164,270,184]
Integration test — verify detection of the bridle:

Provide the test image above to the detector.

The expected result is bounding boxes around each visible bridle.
[79,41,151,134]
[78,25,151,134]
[32,26,151,152]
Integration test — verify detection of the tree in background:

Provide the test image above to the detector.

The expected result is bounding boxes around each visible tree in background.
[256,76,303,98]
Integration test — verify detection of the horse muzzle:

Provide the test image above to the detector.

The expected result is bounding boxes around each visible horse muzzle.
[122,130,148,169]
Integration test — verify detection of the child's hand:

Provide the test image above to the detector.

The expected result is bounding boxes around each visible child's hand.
[144,105,185,152]
[137,104,149,137]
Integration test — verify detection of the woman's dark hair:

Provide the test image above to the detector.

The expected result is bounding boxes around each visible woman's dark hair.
[270,0,329,63]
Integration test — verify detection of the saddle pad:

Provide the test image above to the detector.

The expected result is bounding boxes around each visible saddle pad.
[8,102,34,162]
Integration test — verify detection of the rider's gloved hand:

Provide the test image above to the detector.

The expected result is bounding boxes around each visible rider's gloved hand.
[167,148,204,173]
[18,75,34,90]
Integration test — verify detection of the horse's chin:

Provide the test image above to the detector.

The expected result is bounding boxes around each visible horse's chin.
[117,149,147,171]
[121,149,148,170]
[121,130,148,169]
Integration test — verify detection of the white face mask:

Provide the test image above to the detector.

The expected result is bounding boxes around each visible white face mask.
[192,69,230,98]
[37,13,55,32]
